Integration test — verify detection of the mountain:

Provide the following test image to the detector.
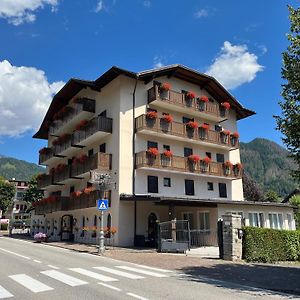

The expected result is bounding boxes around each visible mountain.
[0,156,44,181]
[240,138,298,197]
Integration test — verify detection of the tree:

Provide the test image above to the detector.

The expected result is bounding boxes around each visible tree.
[23,176,43,206]
[264,189,281,202]
[275,5,300,182]
[289,195,300,229]
[243,173,264,201]
[0,179,15,212]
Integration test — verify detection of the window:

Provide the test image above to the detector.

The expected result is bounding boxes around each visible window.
[249,212,264,227]
[183,212,194,229]
[182,116,194,124]
[99,143,106,153]
[268,213,283,229]
[148,176,158,193]
[16,192,24,200]
[216,153,225,163]
[184,147,193,157]
[185,179,195,195]
[287,214,293,230]
[163,145,170,151]
[147,141,158,149]
[199,212,210,230]
[218,183,227,198]
[88,149,93,156]
[16,204,19,210]
[205,152,211,159]
[207,182,214,191]
[163,177,171,187]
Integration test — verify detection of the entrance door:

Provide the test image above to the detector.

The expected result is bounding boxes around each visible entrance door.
[61,215,74,241]
[148,213,157,247]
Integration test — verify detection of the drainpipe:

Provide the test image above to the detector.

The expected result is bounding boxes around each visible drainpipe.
[132,76,138,242]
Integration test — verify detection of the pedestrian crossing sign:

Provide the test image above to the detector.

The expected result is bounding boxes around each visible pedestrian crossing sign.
[97,199,109,211]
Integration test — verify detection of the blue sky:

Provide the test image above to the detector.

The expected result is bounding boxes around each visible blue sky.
[0,0,298,164]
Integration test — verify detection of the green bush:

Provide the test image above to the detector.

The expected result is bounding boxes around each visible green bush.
[0,223,8,230]
[243,227,300,263]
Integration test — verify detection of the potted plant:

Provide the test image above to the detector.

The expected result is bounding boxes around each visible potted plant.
[185,91,196,107]
[199,123,209,139]
[147,147,159,164]
[159,82,171,100]
[34,232,47,243]
[161,114,173,132]
[220,101,231,117]
[233,163,243,176]
[220,129,230,144]
[198,96,209,111]
[186,121,199,138]
[161,150,173,166]
[230,132,239,146]
[145,111,157,127]
[223,160,233,176]
[200,156,211,172]
[187,154,200,171]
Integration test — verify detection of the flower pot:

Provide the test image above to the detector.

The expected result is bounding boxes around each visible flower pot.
[160,120,170,132]
[186,128,195,138]
[185,97,193,107]
[198,101,205,111]
[231,136,238,146]
[224,167,231,176]
[220,107,227,118]
[220,133,229,144]
[187,161,197,172]
[200,162,209,172]
[199,128,207,139]
[146,118,156,128]
[159,89,169,100]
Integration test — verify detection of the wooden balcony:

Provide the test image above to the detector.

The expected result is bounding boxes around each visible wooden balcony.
[148,86,228,122]
[39,147,63,166]
[135,115,239,149]
[35,196,70,215]
[53,165,72,184]
[37,174,54,189]
[73,116,113,147]
[49,98,95,136]
[71,153,112,178]
[135,151,242,179]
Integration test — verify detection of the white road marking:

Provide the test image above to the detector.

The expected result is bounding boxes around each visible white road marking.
[132,264,172,273]
[97,282,122,292]
[33,260,41,263]
[126,292,149,300]
[9,274,53,293]
[0,247,30,260]
[47,265,60,269]
[116,266,167,278]
[41,270,88,287]
[93,267,144,279]
[69,268,118,282]
[0,285,13,299]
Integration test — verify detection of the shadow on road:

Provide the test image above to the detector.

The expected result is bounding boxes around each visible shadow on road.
[177,263,300,297]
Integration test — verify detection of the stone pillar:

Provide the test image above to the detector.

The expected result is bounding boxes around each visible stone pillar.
[222,214,242,261]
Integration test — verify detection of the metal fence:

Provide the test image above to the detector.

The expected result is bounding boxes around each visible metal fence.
[190,229,218,247]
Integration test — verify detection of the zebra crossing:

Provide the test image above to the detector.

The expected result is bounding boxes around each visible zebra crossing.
[0,264,172,299]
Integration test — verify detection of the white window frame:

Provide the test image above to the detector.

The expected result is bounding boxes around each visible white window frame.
[268,213,283,230]
[287,213,293,230]
[248,212,265,228]
[197,211,210,231]
[182,212,194,230]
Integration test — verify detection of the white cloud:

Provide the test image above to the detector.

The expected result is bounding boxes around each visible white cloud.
[0,60,64,137]
[194,9,209,18]
[153,56,164,68]
[206,41,264,90]
[143,1,151,8]
[95,0,104,12]
[0,0,58,25]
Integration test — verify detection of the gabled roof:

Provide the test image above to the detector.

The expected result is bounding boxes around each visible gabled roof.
[34,64,255,139]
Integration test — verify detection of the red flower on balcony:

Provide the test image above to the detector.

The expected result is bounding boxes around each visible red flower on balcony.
[186,121,199,129]
[186,91,196,99]
[231,132,240,138]
[71,191,82,198]
[202,156,212,164]
[199,96,209,102]
[162,114,173,123]
[83,187,94,194]
[221,102,231,110]
[224,161,233,168]
[75,119,89,131]
[200,123,210,130]
[146,111,158,120]
[56,164,67,172]
[160,82,171,91]
[147,147,159,157]
[188,154,201,163]
[162,150,173,157]
[221,129,231,135]
[235,163,243,170]
[39,147,48,155]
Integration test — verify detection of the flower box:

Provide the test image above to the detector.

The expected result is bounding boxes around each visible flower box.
[147,147,159,157]
[230,132,239,146]
[223,161,233,175]
[159,83,171,100]
[186,121,199,129]
[162,150,173,158]
[146,111,158,120]
[161,114,173,123]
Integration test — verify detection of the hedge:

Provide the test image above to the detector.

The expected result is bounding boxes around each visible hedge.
[0,223,8,230]
[243,227,300,263]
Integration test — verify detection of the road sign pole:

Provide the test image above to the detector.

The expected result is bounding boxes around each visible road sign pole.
[99,210,104,255]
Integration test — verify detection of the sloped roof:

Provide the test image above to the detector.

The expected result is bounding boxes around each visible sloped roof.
[33,65,255,139]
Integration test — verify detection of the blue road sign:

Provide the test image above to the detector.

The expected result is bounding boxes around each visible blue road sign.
[97,199,109,211]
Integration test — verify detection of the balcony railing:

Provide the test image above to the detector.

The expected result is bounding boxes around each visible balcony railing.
[71,153,112,178]
[49,98,95,135]
[37,174,54,189]
[135,151,242,178]
[39,148,55,165]
[135,115,239,148]
[73,115,113,146]
[35,196,70,215]
[53,165,71,183]
[148,86,228,120]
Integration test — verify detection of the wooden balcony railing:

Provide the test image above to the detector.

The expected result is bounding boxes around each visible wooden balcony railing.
[39,148,55,165]
[135,151,242,178]
[35,196,70,215]
[73,115,113,145]
[135,115,239,148]
[148,86,228,119]
[53,165,71,183]
[49,98,95,135]
[71,153,112,178]
[37,174,54,189]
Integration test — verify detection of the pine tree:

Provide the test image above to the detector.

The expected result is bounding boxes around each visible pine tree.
[275,5,300,182]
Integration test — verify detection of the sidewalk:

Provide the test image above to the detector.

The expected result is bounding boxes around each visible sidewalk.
[3,233,300,296]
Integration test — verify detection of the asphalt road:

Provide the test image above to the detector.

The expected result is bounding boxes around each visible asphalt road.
[0,236,295,300]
